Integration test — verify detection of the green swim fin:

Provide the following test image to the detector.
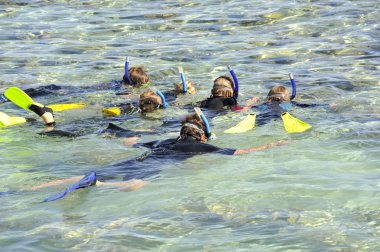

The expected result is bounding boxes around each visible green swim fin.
[281,112,311,133]
[0,111,26,127]
[224,114,256,133]
[4,87,43,111]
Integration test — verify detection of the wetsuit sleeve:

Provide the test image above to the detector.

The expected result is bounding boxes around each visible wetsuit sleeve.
[201,97,237,110]
[172,141,236,155]
[23,84,62,98]
[139,138,178,149]
[223,97,238,107]
[216,148,236,155]
[291,101,320,108]
[199,99,209,108]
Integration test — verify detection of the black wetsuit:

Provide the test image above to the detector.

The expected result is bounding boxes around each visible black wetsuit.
[200,96,238,111]
[97,136,235,181]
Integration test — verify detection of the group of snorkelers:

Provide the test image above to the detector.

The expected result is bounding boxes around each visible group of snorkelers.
[0,57,313,202]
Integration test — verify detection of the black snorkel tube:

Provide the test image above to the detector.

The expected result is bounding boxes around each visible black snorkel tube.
[227,65,239,99]
[289,73,296,100]
[123,56,132,84]
[178,66,187,94]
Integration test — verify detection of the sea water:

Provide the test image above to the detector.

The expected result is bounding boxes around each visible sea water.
[0,0,379,251]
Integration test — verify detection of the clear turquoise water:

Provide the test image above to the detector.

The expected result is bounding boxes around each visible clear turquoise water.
[1,0,379,251]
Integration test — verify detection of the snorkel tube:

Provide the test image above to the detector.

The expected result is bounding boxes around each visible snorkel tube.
[289,73,296,100]
[150,87,168,108]
[123,56,132,84]
[194,107,214,140]
[178,66,187,94]
[227,65,239,99]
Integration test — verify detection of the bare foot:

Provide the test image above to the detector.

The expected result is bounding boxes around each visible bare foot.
[122,136,139,145]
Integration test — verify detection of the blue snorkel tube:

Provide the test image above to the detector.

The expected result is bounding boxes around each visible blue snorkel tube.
[178,66,187,94]
[123,56,132,84]
[228,65,239,99]
[194,107,214,140]
[289,73,296,100]
[151,87,168,108]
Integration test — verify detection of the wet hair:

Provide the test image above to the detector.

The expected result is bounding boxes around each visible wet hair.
[174,80,196,95]
[180,113,208,142]
[125,66,149,87]
[266,86,290,103]
[211,75,234,98]
[139,91,162,113]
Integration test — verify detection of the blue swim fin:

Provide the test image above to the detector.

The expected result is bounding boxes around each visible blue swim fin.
[43,171,97,202]
[0,190,18,197]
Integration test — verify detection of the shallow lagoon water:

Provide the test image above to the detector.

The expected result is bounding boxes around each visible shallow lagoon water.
[0,0,379,251]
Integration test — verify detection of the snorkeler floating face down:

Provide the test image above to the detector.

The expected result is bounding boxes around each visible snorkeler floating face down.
[174,80,196,95]
[266,86,291,103]
[123,66,149,87]
[180,113,209,143]
[211,76,235,98]
[138,91,163,113]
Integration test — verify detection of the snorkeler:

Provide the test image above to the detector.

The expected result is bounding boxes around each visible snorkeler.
[161,66,197,104]
[225,74,312,133]
[102,88,168,116]
[32,108,288,202]
[199,66,258,113]
[121,56,151,88]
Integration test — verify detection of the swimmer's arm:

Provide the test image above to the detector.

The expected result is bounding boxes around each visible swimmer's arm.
[231,97,260,112]
[233,140,289,155]
[30,176,83,190]
[97,179,145,191]
[239,97,260,112]
[31,176,145,192]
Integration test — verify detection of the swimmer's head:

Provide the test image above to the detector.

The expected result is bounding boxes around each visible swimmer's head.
[180,113,208,143]
[139,91,162,113]
[266,85,290,103]
[211,76,234,98]
[174,80,196,95]
[124,66,149,87]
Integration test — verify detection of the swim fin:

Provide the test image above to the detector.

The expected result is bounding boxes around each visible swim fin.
[47,102,88,112]
[102,107,121,116]
[43,171,97,202]
[224,114,256,133]
[38,129,79,138]
[281,112,312,133]
[4,87,44,110]
[0,111,26,127]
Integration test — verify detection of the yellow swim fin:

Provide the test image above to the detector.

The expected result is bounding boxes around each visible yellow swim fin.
[47,102,88,112]
[281,112,312,133]
[224,114,256,133]
[102,107,121,116]
[0,111,26,127]
[4,87,43,111]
